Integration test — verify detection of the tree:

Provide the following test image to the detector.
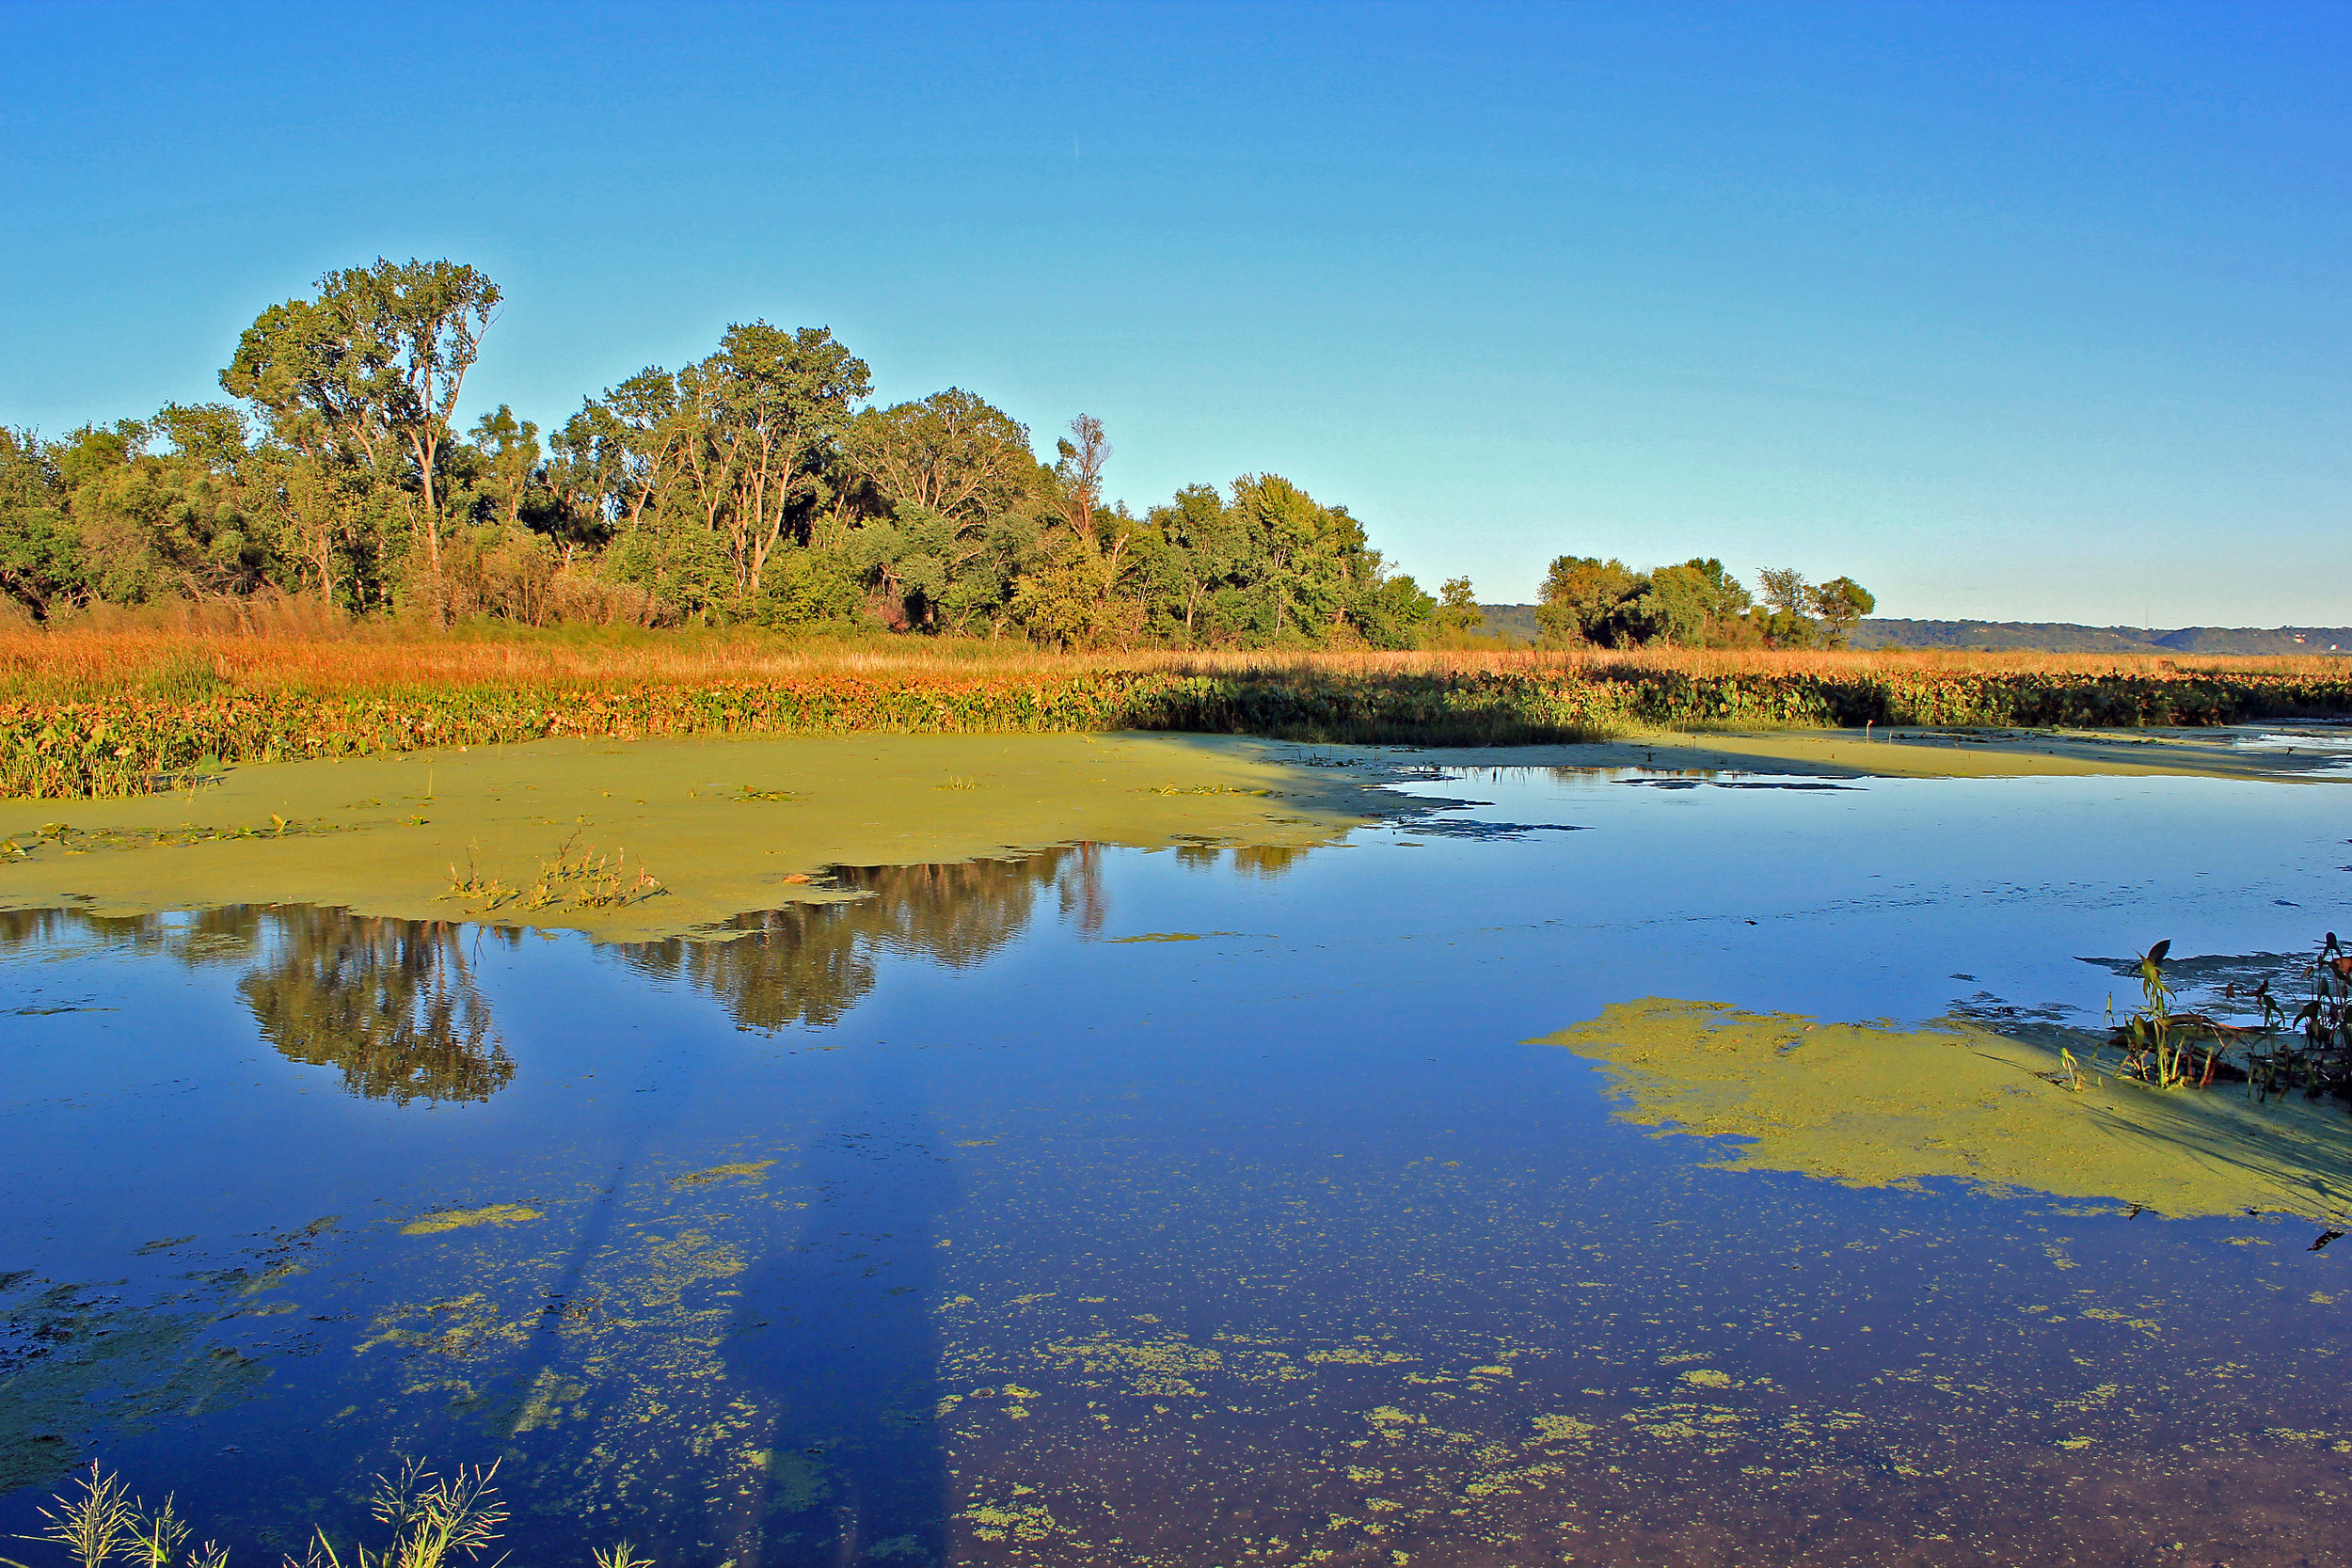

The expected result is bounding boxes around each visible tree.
[1146,483,1245,641]
[222,258,501,619]
[0,426,82,617]
[467,405,543,532]
[1353,569,1438,649]
[842,388,1040,629]
[843,388,1035,524]
[1054,414,1109,534]
[1811,576,1875,646]
[680,322,871,594]
[1756,566,1812,619]
[1434,576,1485,636]
[1228,473,1369,642]
[1626,558,1752,647]
[1754,565,1875,648]
[1535,555,1637,646]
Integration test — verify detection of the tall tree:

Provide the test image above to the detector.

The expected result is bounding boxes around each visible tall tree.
[467,404,542,531]
[691,322,871,593]
[844,388,1035,523]
[1811,577,1876,646]
[841,388,1039,629]
[1055,414,1109,534]
[1435,576,1485,636]
[222,258,501,619]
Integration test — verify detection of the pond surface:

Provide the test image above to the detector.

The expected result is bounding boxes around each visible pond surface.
[4,765,2350,1567]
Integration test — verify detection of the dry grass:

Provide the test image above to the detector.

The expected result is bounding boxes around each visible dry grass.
[5,616,2346,800]
[3,620,2342,703]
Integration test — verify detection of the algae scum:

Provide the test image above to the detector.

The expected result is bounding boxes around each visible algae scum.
[5,763,2351,1566]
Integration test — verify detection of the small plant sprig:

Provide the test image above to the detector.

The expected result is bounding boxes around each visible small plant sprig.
[440,847,515,911]
[524,833,666,912]
[5,1462,649,1568]
[8,1463,213,1568]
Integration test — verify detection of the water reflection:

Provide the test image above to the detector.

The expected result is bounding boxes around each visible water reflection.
[8,774,2352,1564]
[0,907,513,1106]
[612,848,1109,1031]
[239,911,514,1106]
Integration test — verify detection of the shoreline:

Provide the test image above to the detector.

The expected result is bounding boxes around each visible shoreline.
[1,725,2341,941]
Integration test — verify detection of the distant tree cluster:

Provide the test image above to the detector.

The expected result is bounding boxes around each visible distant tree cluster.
[1534,554,1874,650]
[0,258,1434,648]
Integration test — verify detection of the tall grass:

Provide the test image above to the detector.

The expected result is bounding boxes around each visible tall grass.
[3,625,2348,799]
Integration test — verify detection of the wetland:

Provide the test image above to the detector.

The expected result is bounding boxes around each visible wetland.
[5,729,2352,1566]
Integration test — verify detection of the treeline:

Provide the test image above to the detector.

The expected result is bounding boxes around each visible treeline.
[0,258,1437,648]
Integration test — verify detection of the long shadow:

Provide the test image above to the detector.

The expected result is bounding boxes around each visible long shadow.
[625,853,1094,1566]
[719,1060,959,1568]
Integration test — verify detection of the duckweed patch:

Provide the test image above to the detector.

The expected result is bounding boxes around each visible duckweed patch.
[0,733,1400,941]
[399,1204,545,1236]
[1536,999,2352,1219]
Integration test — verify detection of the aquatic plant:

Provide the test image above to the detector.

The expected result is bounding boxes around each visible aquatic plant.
[2113,941,2198,1090]
[442,849,514,911]
[522,835,665,912]
[6,1464,218,1568]
[2245,933,2352,1106]
[290,1458,506,1568]
[2106,934,2352,1111]
[3,1462,663,1568]
[4,631,2349,799]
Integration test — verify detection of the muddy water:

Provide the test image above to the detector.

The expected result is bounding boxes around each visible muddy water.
[3,768,2349,1567]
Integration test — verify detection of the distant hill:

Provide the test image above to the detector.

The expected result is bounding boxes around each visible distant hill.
[1852,621,2351,656]
[1465,608,2351,657]
[1468,604,1543,644]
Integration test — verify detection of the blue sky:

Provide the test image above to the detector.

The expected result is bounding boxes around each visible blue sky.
[2,0,2344,623]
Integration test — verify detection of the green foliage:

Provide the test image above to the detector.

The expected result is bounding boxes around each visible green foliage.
[22,256,1858,653]
[1812,576,1875,645]
[220,258,502,620]
[1534,556,1638,646]
[0,427,84,618]
[1434,577,1485,636]
[1541,555,1870,651]
[755,547,864,629]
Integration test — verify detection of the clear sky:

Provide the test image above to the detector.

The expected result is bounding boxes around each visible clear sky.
[2,0,2344,624]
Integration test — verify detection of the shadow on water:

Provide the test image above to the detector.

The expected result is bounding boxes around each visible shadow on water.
[719,1064,958,1568]
[0,842,1312,1561]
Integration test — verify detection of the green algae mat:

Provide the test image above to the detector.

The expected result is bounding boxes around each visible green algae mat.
[0,732,1405,941]
[1537,999,2352,1220]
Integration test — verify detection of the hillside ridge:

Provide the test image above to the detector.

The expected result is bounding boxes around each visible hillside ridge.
[1469,606,2349,657]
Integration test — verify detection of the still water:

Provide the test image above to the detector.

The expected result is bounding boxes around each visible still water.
[4,766,2349,1567]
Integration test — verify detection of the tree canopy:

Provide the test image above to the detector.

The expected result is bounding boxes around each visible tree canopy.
[1536,555,1875,650]
[3,256,1871,654]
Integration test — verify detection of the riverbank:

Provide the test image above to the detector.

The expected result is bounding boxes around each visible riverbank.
[0,732,1410,941]
[6,631,2349,798]
[4,722,2343,941]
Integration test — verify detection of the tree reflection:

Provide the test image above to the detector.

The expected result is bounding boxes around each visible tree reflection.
[238,911,514,1105]
[612,847,1099,1031]
[0,906,513,1106]
[0,835,1299,1085]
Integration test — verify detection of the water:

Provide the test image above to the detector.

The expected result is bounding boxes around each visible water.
[5,767,2350,1566]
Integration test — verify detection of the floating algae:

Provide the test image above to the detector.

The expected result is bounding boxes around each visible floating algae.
[0,1278,268,1492]
[668,1159,775,1189]
[0,733,1409,941]
[399,1203,545,1235]
[1536,999,2352,1220]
